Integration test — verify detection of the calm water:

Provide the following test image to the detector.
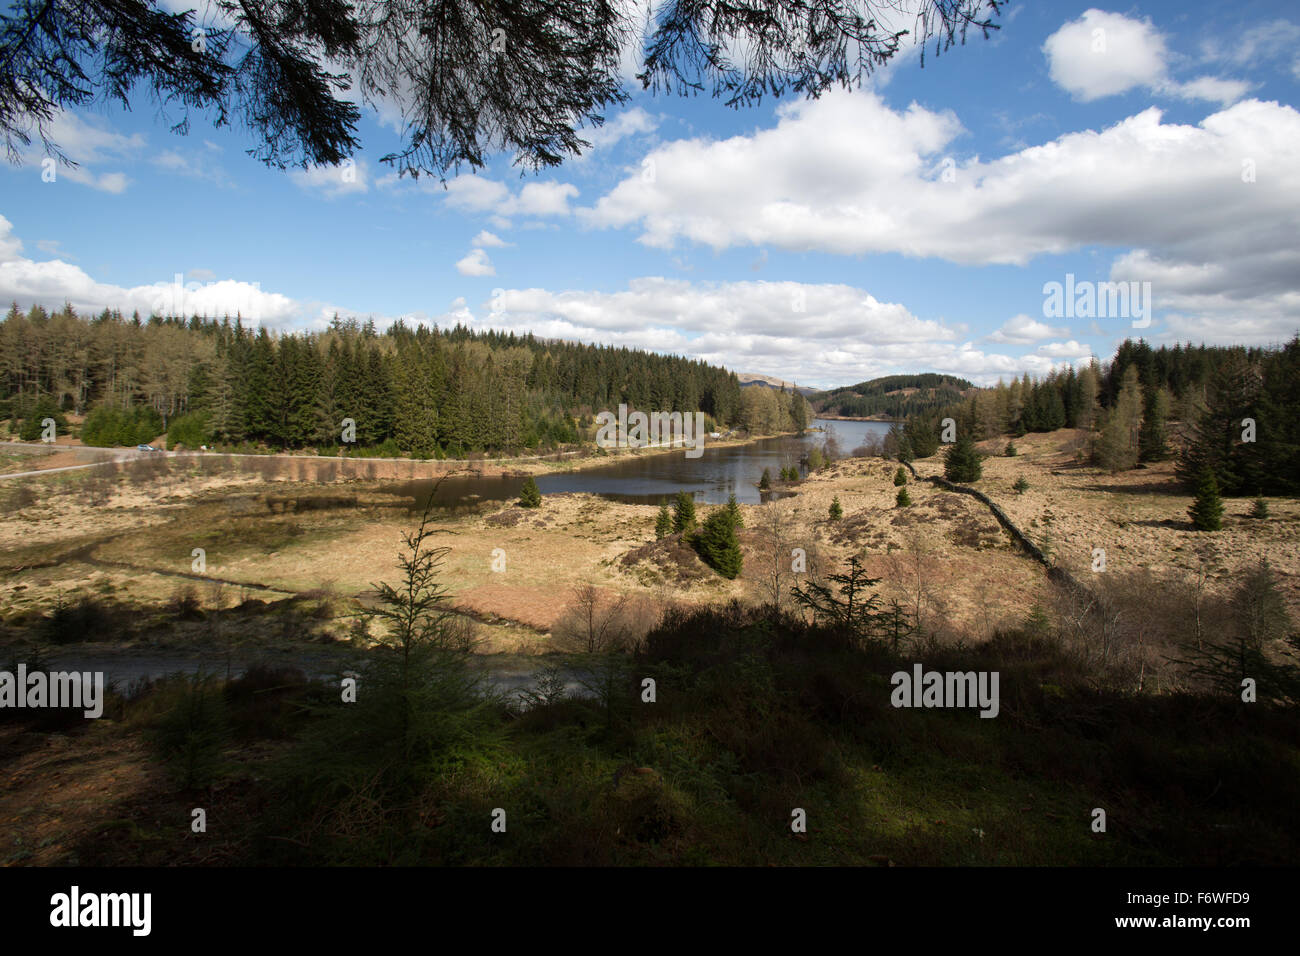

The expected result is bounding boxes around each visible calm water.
[388,418,894,508]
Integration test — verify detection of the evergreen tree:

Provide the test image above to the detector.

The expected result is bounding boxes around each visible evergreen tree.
[1188,466,1223,531]
[724,492,744,529]
[518,476,542,508]
[828,496,843,520]
[758,467,771,491]
[1138,385,1169,461]
[943,430,982,483]
[893,466,907,486]
[896,486,911,507]
[1004,442,1017,457]
[672,490,697,533]
[1251,497,1269,519]
[1013,476,1029,494]
[1096,366,1143,472]
[655,500,673,539]
[695,508,742,579]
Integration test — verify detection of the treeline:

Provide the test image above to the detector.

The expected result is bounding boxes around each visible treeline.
[894,337,1300,497]
[1,304,745,456]
[813,373,973,420]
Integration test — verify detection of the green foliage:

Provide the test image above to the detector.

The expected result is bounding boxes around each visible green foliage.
[1138,386,1169,461]
[167,410,211,449]
[724,492,744,528]
[12,395,65,441]
[695,507,742,579]
[148,672,230,790]
[81,403,163,447]
[943,430,982,483]
[758,467,771,491]
[1004,442,1017,457]
[280,502,501,813]
[806,446,825,470]
[1189,466,1223,531]
[1013,476,1029,494]
[828,496,843,520]
[655,500,673,539]
[790,556,885,634]
[1251,497,1269,519]
[518,475,542,508]
[895,486,911,507]
[672,491,697,533]
[893,466,907,486]
[813,373,973,419]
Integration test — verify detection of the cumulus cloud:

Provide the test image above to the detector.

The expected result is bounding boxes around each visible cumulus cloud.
[581,107,658,152]
[289,159,370,197]
[987,314,1070,344]
[9,111,144,193]
[442,175,577,217]
[456,248,495,276]
[472,277,1078,386]
[0,215,297,323]
[581,91,1300,341]
[472,230,511,248]
[1044,9,1247,105]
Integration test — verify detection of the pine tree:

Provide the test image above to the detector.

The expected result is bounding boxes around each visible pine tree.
[655,500,673,539]
[1004,442,1017,457]
[828,496,843,520]
[1096,365,1143,472]
[518,476,542,508]
[893,466,907,486]
[672,490,697,533]
[758,467,771,491]
[943,430,982,483]
[896,487,911,507]
[724,492,744,528]
[695,508,742,579]
[1138,385,1169,461]
[1251,497,1269,519]
[1188,466,1223,531]
[1013,476,1029,494]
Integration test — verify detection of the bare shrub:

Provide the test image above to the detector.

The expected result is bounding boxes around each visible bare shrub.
[551,584,659,654]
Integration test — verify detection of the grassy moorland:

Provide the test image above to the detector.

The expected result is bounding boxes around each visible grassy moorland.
[1,428,1298,865]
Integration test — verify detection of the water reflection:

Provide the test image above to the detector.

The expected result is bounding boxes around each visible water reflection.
[388,419,894,509]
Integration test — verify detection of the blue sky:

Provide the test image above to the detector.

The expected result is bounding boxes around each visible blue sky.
[2,0,1298,388]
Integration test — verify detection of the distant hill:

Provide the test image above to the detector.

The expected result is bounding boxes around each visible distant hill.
[737,372,822,398]
[812,373,975,420]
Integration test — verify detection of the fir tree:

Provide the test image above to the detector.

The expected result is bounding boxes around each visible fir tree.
[518,476,542,508]
[672,490,697,533]
[655,500,673,539]
[1251,497,1269,519]
[758,467,771,491]
[896,487,911,507]
[1138,386,1169,461]
[829,496,843,520]
[1013,476,1029,494]
[695,508,742,579]
[724,492,744,528]
[1188,466,1223,531]
[893,466,907,486]
[943,430,982,483]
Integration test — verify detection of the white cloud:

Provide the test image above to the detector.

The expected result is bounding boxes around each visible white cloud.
[0,216,297,323]
[987,314,1070,344]
[10,111,143,193]
[581,107,658,152]
[471,277,1078,386]
[456,248,495,276]
[442,175,577,218]
[289,159,369,197]
[153,147,234,187]
[1044,10,1168,101]
[581,92,1300,340]
[1044,10,1246,106]
[472,230,511,248]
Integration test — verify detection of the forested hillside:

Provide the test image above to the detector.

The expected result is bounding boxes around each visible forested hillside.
[0,304,744,456]
[813,373,974,420]
[894,337,1300,497]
